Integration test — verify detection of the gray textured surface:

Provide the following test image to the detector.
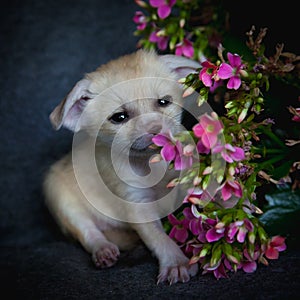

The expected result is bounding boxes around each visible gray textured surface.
[1,1,299,299]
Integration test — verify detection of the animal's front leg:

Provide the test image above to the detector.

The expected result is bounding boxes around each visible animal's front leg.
[131,221,198,285]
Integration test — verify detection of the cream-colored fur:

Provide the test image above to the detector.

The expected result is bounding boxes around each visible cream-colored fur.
[43,50,200,284]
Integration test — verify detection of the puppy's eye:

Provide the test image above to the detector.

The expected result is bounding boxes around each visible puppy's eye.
[109,111,129,124]
[157,95,172,107]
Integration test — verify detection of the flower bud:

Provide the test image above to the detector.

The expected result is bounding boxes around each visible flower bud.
[178,77,186,84]
[256,73,262,80]
[193,175,202,186]
[216,173,224,184]
[179,18,185,28]
[258,227,268,242]
[255,104,261,113]
[248,231,256,244]
[228,166,235,176]
[225,101,235,109]
[135,0,148,8]
[210,245,222,266]
[239,69,248,77]
[197,95,206,106]
[183,86,195,97]
[202,175,210,190]
[203,166,213,175]
[149,154,161,163]
[169,35,177,50]
[238,108,248,123]
[253,87,260,97]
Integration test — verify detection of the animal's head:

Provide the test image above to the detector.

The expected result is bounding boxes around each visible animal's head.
[50,50,200,152]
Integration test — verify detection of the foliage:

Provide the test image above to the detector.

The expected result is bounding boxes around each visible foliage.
[133,0,300,278]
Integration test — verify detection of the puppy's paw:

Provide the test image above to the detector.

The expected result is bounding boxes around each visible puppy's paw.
[92,242,120,268]
[157,263,198,285]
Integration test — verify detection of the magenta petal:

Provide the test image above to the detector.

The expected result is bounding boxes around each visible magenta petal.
[243,261,257,273]
[174,155,182,170]
[202,133,217,149]
[137,23,146,30]
[161,143,176,161]
[222,184,232,201]
[270,236,286,247]
[169,227,177,239]
[276,244,287,252]
[152,134,169,146]
[234,183,243,198]
[265,247,279,259]
[225,143,235,151]
[157,5,171,19]
[237,227,247,243]
[157,36,168,50]
[206,228,224,242]
[218,63,233,79]
[149,31,159,42]
[201,71,213,87]
[168,214,180,226]
[182,44,194,58]
[149,0,164,7]
[244,219,254,232]
[183,207,194,220]
[227,225,238,240]
[227,52,242,68]
[206,218,217,226]
[231,147,245,161]
[201,61,215,68]
[174,227,188,243]
[175,46,183,56]
[133,11,143,23]
[193,123,204,137]
[221,151,234,163]
[212,144,223,153]
[197,140,210,154]
[224,258,233,271]
[227,76,241,90]
[189,219,201,235]
[214,264,228,279]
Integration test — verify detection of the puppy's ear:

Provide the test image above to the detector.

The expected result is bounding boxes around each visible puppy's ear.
[159,54,201,80]
[50,78,97,132]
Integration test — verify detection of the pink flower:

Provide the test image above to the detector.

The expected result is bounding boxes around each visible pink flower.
[205,219,225,242]
[149,0,176,19]
[226,219,254,243]
[221,179,243,201]
[175,38,194,58]
[199,61,219,87]
[218,52,245,90]
[196,140,210,154]
[212,143,245,163]
[265,236,287,259]
[240,248,260,273]
[149,30,169,50]
[292,108,300,122]
[193,113,223,149]
[152,133,194,170]
[133,11,147,30]
[168,207,193,243]
[202,258,229,279]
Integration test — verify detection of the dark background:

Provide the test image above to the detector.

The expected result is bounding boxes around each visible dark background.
[1,0,299,299]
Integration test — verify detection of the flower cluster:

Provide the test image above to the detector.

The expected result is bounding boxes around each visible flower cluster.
[168,205,286,279]
[133,0,300,279]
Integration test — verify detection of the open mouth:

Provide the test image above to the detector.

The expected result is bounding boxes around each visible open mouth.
[130,134,158,152]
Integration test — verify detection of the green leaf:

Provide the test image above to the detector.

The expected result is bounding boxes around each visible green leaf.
[259,188,300,248]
